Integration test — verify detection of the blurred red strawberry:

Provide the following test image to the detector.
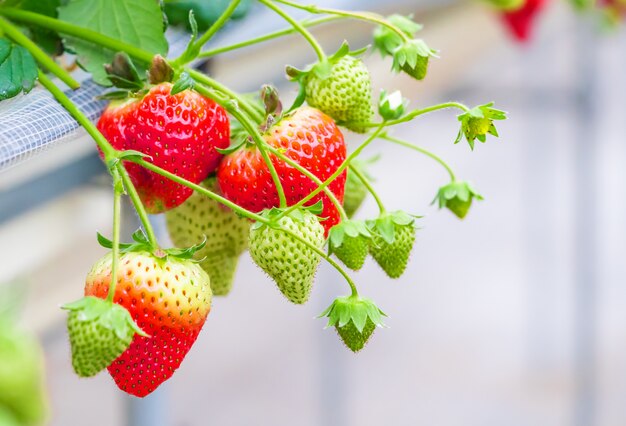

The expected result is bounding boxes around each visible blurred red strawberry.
[501,0,548,42]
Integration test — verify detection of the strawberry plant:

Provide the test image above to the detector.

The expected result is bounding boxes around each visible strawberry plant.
[0,0,508,396]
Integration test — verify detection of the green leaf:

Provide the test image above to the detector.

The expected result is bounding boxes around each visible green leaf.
[164,0,251,32]
[58,0,169,86]
[0,38,38,101]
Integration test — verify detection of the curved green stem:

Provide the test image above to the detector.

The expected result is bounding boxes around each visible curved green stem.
[131,158,266,222]
[198,15,341,59]
[258,0,326,61]
[381,134,456,181]
[187,68,264,124]
[280,123,387,218]
[117,166,159,248]
[279,227,358,297]
[38,72,158,249]
[272,0,411,42]
[37,71,115,158]
[366,102,470,128]
[129,157,358,296]
[0,17,79,89]
[349,164,385,214]
[192,81,287,208]
[0,8,154,63]
[264,145,347,220]
[106,169,122,303]
[172,0,242,67]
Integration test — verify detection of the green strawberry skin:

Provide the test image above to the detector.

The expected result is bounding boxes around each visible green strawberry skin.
[0,323,47,425]
[370,225,416,278]
[249,211,324,304]
[333,235,369,271]
[343,169,368,218]
[66,299,136,377]
[446,197,472,219]
[336,318,376,352]
[166,178,250,296]
[305,56,374,133]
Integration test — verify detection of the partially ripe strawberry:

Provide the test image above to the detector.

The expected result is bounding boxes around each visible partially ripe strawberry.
[328,220,372,271]
[368,211,417,279]
[63,296,147,377]
[97,83,230,213]
[217,107,347,235]
[320,295,386,352]
[303,55,374,133]
[85,249,211,397]
[249,208,325,304]
[166,178,250,296]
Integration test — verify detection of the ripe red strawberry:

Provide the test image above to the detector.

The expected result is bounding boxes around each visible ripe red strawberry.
[217,107,347,234]
[500,0,547,41]
[84,250,212,397]
[97,83,230,213]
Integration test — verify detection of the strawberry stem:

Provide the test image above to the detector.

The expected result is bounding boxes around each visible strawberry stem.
[197,16,341,59]
[279,123,387,219]
[0,17,80,90]
[259,0,326,62]
[349,164,386,214]
[0,8,154,63]
[366,102,471,128]
[37,71,160,250]
[106,169,123,303]
[192,82,288,208]
[381,134,457,181]
[171,0,242,67]
[117,166,159,249]
[264,145,348,220]
[272,0,413,43]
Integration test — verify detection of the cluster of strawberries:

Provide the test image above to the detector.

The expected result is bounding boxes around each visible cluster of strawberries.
[62,13,498,399]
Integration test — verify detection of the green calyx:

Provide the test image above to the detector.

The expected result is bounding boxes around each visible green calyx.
[252,202,324,230]
[433,180,483,219]
[373,15,437,81]
[455,102,507,150]
[367,211,418,279]
[328,220,372,271]
[62,296,148,377]
[378,89,407,121]
[319,295,386,352]
[97,228,206,261]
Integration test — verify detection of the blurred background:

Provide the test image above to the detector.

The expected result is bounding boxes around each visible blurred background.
[1,0,626,425]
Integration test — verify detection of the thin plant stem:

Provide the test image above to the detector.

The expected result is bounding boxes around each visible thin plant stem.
[381,134,456,181]
[198,16,341,58]
[106,170,122,303]
[258,0,326,61]
[349,164,385,214]
[117,166,159,248]
[0,17,79,89]
[365,102,470,128]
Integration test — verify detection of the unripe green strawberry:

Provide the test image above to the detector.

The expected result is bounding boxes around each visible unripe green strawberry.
[63,296,147,377]
[328,220,372,271]
[319,295,386,353]
[0,321,47,425]
[166,178,250,296]
[344,169,367,218]
[304,55,374,133]
[249,208,325,304]
[368,211,417,279]
[433,180,483,219]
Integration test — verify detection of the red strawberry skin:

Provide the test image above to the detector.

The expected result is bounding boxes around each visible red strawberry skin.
[217,107,347,234]
[84,252,212,397]
[97,83,230,213]
[501,0,547,41]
